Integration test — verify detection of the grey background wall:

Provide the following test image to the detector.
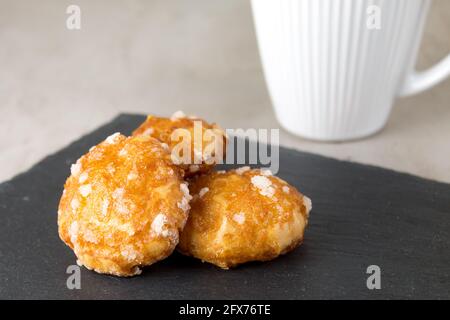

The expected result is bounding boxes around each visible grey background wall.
[0,0,449,182]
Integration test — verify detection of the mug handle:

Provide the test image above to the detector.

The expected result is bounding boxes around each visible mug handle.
[399,53,450,97]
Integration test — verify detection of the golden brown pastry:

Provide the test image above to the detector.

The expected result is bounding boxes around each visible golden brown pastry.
[178,167,311,269]
[58,133,191,276]
[132,111,227,177]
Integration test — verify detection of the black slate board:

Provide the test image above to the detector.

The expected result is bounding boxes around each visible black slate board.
[0,114,449,300]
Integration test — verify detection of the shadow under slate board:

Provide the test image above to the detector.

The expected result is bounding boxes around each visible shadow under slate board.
[0,114,449,300]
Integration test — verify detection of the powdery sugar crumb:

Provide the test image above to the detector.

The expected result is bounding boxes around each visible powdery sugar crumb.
[127,172,138,180]
[118,148,128,157]
[101,198,109,216]
[251,175,275,198]
[112,188,129,214]
[304,196,312,212]
[71,161,81,176]
[112,188,125,199]
[105,132,121,144]
[69,221,79,244]
[151,213,171,237]
[79,184,92,197]
[235,166,250,175]
[83,229,98,243]
[233,212,246,224]
[180,183,192,200]
[171,110,186,120]
[71,198,80,211]
[78,172,88,184]
[282,186,290,193]
[121,245,138,261]
[178,197,190,212]
[117,203,129,215]
[143,127,154,136]
[178,183,193,213]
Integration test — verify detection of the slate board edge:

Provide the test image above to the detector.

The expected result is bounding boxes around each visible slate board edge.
[1,112,449,192]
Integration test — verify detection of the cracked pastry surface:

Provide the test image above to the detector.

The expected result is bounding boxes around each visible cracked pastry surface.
[58,133,191,276]
[132,111,227,177]
[178,167,311,269]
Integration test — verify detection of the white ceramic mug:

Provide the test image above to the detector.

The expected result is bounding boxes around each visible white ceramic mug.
[251,0,450,141]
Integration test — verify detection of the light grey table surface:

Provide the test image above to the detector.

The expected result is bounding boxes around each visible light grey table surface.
[0,0,449,183]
